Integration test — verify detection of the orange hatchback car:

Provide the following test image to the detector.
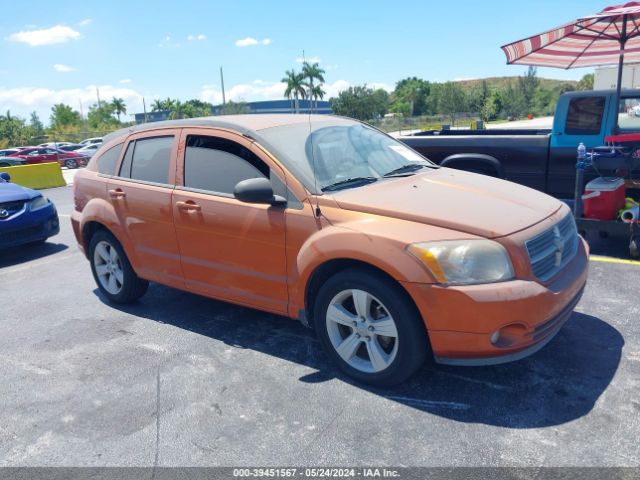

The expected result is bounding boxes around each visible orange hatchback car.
[72,115,589,386]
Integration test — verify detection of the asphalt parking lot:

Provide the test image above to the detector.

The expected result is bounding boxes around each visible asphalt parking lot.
[1,180,639,467]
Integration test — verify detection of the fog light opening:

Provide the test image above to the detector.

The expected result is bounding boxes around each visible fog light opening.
[490,330,500,345]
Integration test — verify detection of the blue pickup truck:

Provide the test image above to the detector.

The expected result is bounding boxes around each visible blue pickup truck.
[399,89,640,199]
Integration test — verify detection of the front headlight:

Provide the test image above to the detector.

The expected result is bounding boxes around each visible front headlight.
[30,196,49,210]
[408,240,515,285]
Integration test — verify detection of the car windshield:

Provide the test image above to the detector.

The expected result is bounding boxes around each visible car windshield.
[258,120,435,193]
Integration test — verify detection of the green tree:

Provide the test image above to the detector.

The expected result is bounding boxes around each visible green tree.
[310,84,326,112]
[50,104,80,129]
[481,90,502,122]
[577,73,594,91]
[87,102,118,128]
[501,82,527,118]
[111,97,127,121]
[221,100,249,115]
[29,111,44,138]
[282,69,306,113]
[0,112,29,147]
[392,77,430,116]
[302,62,326,112]
[518,66,539,114]
[438,82,466,125]
[330,85,388,121]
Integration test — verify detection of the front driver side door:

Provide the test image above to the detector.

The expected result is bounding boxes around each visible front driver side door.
[172,129,289,314]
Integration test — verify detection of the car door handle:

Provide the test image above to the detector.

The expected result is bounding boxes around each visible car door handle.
[108,189,126,199]
[176,200,201,212]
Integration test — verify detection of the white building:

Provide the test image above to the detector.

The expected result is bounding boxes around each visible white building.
[594,63,640,89]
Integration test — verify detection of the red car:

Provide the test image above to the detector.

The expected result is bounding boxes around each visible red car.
[9,147,88,169]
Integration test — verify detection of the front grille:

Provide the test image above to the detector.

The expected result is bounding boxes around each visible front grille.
[0,200,26,218]
[525,213,579,282]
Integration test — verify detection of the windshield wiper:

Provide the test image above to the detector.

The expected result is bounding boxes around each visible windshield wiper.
[321,176,378,192]
[382,163,428,177]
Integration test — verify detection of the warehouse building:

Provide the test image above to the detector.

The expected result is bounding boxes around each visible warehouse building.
[134,99,331,124]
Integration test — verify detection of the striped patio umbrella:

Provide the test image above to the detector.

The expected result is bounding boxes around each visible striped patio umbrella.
[501,2,640,113]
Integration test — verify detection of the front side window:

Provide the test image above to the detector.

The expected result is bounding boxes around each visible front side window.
[565,96,605,135]
[183,135,268,194]
[118,136,173,184]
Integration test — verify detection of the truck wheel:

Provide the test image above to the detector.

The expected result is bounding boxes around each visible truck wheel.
[313,269,429,387]
[89,230,148,304]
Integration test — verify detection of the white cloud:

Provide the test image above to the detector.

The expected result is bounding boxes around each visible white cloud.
[53,64,76,72]
[200,81,287,104]
[78,18,92,27]
[119,79,132,84]
[187,33,207,41]
[0,84,143,124]
[159,35,181,48]
[8,25,81,46]
[235,37,270,47]
[296,56,321,64]
[199,79,379,105]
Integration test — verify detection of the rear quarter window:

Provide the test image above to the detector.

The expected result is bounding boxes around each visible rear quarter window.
[565,96,605,135]
[96,142,123,175]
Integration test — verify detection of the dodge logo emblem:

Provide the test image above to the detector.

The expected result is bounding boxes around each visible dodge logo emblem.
[552,226,565,267]
[0,208,8,219]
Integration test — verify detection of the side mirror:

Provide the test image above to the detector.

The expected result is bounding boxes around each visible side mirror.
[233,178,286,206]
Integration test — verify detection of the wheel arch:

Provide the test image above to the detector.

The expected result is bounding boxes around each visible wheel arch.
[441,153,504,178]
[303,258,424,333]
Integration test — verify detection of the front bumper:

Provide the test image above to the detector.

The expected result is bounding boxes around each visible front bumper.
[0,205,60,248]
[401,237,589,366]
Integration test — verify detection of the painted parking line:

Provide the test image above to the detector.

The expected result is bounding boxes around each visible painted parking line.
[590,255,640,266]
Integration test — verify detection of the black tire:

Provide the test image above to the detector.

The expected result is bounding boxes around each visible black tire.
[313,269,429,387]
[65,158,78,169]
[89,230,148,304]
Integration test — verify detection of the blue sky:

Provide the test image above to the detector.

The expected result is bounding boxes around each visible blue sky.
[1,0,610,123]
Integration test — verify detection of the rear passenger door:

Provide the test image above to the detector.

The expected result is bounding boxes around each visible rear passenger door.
[172,129,288,314]
[108,129,184,287]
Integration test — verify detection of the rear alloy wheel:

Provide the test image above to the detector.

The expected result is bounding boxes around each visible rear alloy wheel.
[314,269,429,386]
[65,158,78,169]
[89,230,148,303]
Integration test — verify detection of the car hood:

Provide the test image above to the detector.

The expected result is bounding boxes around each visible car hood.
[330,167,562,238]
[0,183,38,202]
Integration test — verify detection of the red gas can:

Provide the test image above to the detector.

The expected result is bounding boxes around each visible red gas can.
[582,177,626,220]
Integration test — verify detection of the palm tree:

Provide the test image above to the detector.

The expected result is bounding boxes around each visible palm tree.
[151,99,164,112]
[310,84,326,112]
[302,62,325,112]
[111,97,127,121]
[282,69,306,113]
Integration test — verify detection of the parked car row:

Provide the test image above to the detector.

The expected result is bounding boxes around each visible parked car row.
[0,137,103,169]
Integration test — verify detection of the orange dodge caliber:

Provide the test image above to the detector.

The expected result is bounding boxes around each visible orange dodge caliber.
[72,115,589,386]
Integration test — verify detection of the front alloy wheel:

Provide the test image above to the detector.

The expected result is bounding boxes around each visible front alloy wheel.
[326,289,399,373]
[314,269,429,387]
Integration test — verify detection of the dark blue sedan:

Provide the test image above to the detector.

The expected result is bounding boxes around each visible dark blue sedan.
[0,173,59,248]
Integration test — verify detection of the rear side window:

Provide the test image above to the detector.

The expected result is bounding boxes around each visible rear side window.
[118,136,173,184]
[96,143,123,175]
[565,96,605,135]
[184,135,268,194]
